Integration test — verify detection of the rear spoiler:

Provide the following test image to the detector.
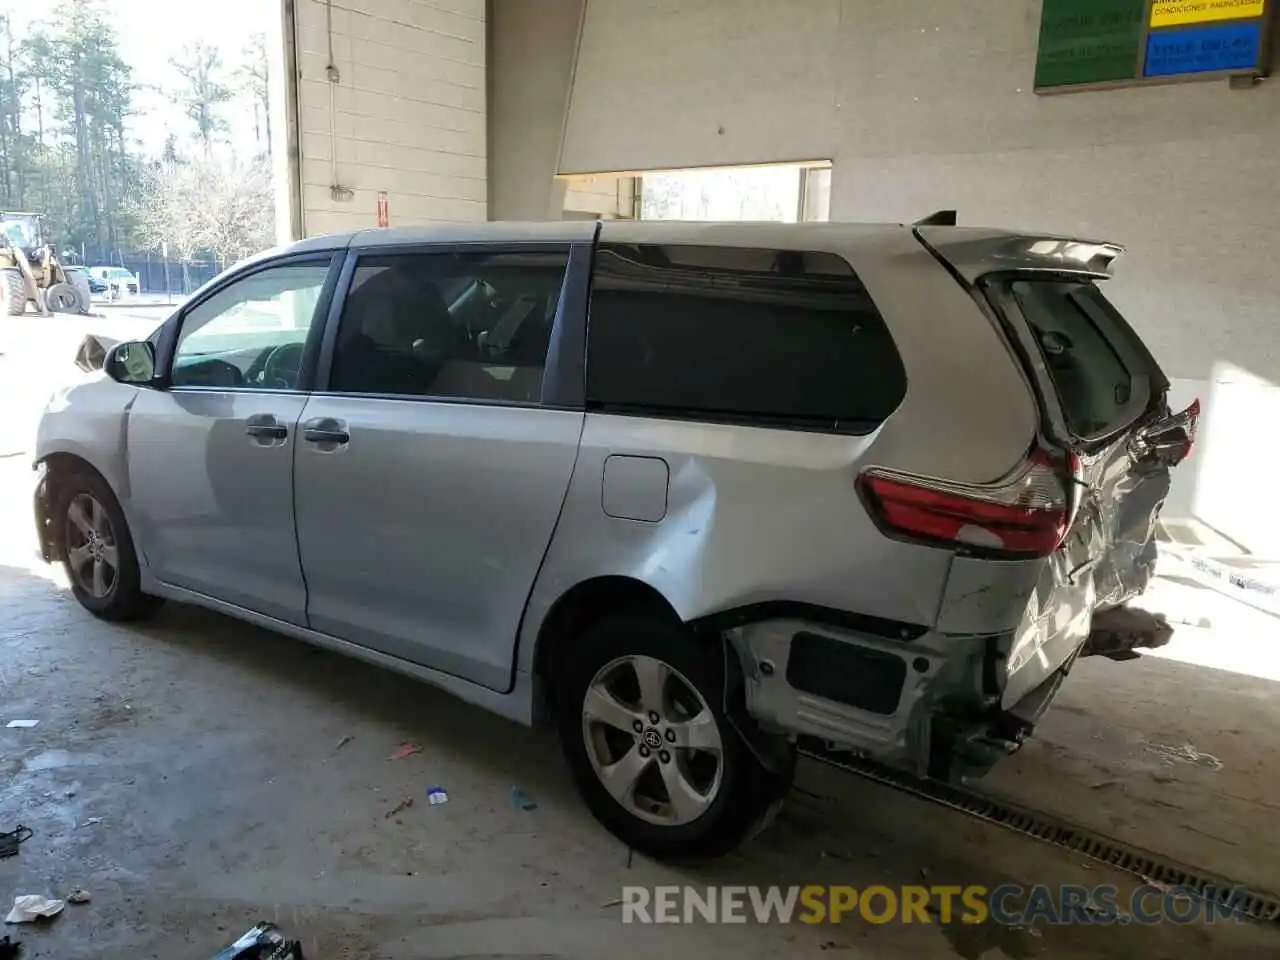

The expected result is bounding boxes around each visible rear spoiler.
[914,225,1124,284]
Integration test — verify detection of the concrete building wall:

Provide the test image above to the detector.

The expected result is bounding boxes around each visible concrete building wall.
[488,0,587,220]
[553,0,1280,552]
[292,0,487,235]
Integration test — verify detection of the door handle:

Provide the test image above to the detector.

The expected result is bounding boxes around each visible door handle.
[245,414,288,441]
[301,417,350,445]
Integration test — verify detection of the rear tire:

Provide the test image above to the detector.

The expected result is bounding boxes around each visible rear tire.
[54,471,162,622]
[46,281,86,314]
[1,268,26,316]
[557,614,794,861]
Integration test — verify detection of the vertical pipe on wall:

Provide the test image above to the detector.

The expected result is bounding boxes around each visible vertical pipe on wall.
[271,0,305,241]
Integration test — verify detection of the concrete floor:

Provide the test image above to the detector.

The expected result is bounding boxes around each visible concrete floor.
[2,335,1280,958]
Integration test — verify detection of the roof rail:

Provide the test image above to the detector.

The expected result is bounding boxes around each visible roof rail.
[913,210,957,227]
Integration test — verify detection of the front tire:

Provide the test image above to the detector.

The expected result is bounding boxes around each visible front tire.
[1,267,26,315]
[557,614,793,861]
[55,471,161,621]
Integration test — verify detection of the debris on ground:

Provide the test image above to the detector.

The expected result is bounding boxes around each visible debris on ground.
[209,921,304,959]
[387,742,421,761]
[325,735,353,761]
[509,785,537,811]
[66,889,90,905]
[600,897,624,909]
[1143,740,1225,771]
[1081,607,1173,661]
[1140,875,1182,895]
[4,721,38,729]
[0,935,19,960]
[426,786,448,806]
[385,797,414,819]
[5,895,65,924]
[0,827,33,860]
[81,818,103,827]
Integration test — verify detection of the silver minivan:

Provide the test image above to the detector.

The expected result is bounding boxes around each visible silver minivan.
[33,220,1195,859]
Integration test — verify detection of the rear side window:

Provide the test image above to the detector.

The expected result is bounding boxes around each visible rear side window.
[1006,280,1161,439]
[586,244,905,433]
[328,249,569,404]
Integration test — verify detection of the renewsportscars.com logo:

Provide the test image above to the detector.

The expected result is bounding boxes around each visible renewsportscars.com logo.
[619,884,1250,926]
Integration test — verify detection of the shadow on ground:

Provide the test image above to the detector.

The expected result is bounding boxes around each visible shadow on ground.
[2,562,1278,959]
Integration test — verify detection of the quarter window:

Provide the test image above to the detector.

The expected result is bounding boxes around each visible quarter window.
[1006,280,1154,438]
[328,250,569,404]
[172,261,330,390]
[586,244,906,433]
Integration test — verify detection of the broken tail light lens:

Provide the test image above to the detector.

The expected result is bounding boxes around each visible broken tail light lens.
[859,451,1073,558]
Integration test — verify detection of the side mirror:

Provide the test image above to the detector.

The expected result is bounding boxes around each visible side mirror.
[104,340,156,385]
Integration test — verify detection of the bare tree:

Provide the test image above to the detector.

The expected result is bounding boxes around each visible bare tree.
[136,159,204,290]
[135,151,273,287]
[200,154,274,268]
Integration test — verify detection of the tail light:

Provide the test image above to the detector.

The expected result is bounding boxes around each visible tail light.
[1173,398,1200,463]
[858,450,1079,559]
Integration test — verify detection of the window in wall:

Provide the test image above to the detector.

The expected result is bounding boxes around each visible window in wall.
[587,243,905,433]
[639,163,831,223]
[329,249,570,403]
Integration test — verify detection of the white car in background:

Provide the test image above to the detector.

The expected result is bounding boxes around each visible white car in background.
[88,265,141,301]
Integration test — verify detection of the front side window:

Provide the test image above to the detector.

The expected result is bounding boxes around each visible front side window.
[328,249,569,404]
[171,261,330,389]
[586,244,906,433]
[1005,280,1157,439]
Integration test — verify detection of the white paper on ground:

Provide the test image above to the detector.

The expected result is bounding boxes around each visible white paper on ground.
[6,895,66,923]
[5,720,38,729]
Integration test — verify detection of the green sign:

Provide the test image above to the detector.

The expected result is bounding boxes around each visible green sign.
[1035,0,1146,88]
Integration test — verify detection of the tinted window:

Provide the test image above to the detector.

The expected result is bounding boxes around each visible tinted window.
[1008,280,1155,438]
[586,244,905,432]
[329,250,569,403]
[172,261,330,389]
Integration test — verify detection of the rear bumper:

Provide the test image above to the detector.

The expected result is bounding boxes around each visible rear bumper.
[729,613,1083,783]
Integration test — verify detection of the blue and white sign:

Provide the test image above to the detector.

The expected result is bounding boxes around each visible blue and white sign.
[1144,21,1263,76]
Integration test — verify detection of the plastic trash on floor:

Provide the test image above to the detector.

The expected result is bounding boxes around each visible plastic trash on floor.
[5,895,65,923]
[209,922,304,959]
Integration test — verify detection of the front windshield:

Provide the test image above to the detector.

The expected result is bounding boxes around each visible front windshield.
[0,217,39,249]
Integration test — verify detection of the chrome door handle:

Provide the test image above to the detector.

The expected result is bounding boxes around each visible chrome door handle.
[245,414,288,440]
[301,417,349,445]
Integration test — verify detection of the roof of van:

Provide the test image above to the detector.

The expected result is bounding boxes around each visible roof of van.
[283,220,1122,278]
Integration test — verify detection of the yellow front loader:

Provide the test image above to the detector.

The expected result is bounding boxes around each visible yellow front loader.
[0,212,89,316]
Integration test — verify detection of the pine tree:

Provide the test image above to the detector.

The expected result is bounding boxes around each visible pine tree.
[170,42,233,146]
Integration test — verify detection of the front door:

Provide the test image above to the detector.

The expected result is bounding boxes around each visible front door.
[292,246,584,691]
[127,256,335,624]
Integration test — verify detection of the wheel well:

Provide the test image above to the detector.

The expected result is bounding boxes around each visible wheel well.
[39,454,114,557]
[43,453,110,498]
[533,576,682,715]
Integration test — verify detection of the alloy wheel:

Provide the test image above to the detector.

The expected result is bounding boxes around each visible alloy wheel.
[581,654,724,826]
[65,493,119,599]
